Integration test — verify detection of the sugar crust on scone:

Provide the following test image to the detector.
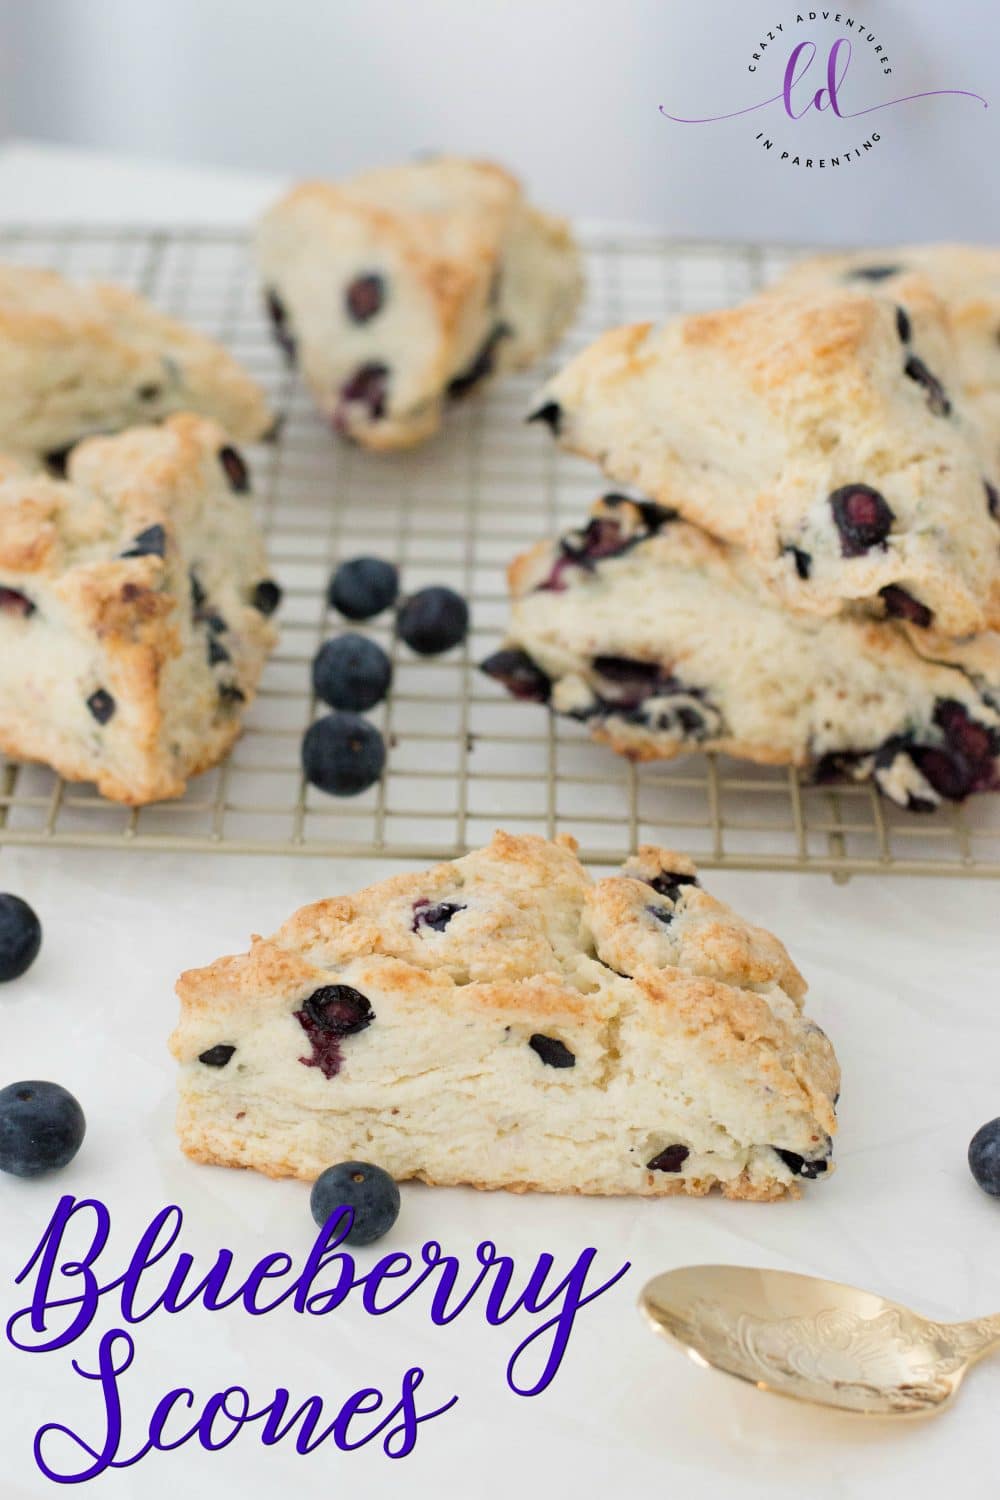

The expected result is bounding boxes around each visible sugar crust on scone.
[257,157,582,449]
[171,832,839,1201]
[0,414,277,803]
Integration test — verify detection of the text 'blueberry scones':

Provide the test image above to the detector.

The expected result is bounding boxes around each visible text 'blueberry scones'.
[0,415,280,803]
[483,495,1000,810]
[257,157,582,449]
[773,245,1000,453]
[0,264,273,468]
[171,832,839,1201]
[530,279,1000,637]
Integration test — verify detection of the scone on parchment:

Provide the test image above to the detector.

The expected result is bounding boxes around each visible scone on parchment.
[482,495,1000,811]
[772,244,1000,452]
[0,264,272,468]
[529,279,1000,637]
[171,832,839,1201]
[0,415,279,804]
[257,157,582,449]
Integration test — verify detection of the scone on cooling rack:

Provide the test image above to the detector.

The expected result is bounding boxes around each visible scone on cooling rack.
[0,263,273,468]
[529,278,1000,638]
[0,415,280,804]
[171,831,839,1201]
[257,156,582,450]
[482,494,1000,811]
[771,244,1000,452]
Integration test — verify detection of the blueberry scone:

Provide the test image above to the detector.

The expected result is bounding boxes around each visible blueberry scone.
[0,264,273,469]
[0,415,280,803]
[530,280,1000,637]
[773,245,1000,450]
[171,831,839,1201]
[482,495,1000,811]
[257,157,582,450]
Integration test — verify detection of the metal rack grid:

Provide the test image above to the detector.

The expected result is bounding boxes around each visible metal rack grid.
[0,223,997,879]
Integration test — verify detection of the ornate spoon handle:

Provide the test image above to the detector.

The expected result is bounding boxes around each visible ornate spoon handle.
[944,1313,1000,1366]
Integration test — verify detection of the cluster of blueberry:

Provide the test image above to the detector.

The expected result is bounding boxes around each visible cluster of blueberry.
[0,893,400,1244]
[301,556,469,798]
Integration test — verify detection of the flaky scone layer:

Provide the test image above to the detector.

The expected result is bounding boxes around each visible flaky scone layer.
[0,414,278,802]
[530,279,1000,636]
[171,832,838,1200]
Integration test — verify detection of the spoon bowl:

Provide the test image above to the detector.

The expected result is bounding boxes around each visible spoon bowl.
[640,1265,1000,1417]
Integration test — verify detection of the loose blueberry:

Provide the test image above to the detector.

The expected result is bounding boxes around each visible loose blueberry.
[218,446,250,494]
[646,1144,689,1172]
[312,634,392,712]
[412,899,465,934]
[265,287,296,363]
[447,323,511,399]
[527,401,563,435]
[251,579,283,616]
[0,895,42,981]
[969,1118,1000,1197]
[0,586,35,618]
[120,524,166,558]
[0,1081,85,1178]
[528,1034,576,1069]
[904,355,951,416]
[480,648,552,703]
[336,363,389,426]
[345,273,386,324]
[829,484,895,556]
[895,306,912,343]
[199,1044,236,1068]
[880,584,933,628]
[302,712,386,796]
[328,557,399,621]
[310,1161,400,1247]
[846,264,902,282]
[783,545,812,580]
[86,688,115,725]
[397,586,469,655]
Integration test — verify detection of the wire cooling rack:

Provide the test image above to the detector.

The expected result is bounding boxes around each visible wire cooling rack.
[0,223,996,879]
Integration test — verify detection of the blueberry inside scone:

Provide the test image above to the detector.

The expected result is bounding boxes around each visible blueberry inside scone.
[171,831,839,1201]
[0,415,279,803]
[528,279,1000,638]
[256,157,582,451]
[482,493,1000,811]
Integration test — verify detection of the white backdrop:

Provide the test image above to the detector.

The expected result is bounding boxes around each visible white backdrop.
[3,0,1000,244]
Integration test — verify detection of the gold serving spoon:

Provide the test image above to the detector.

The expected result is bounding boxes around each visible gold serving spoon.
[640,1265,1000,1417]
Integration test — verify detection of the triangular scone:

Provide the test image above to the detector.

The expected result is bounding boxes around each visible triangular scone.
[772,245,1000,451]
[171,832,839,1201]
[0,415,279,803]
[483,495,1000,810]
[530,280,1000,636]
[257,157,582,450]
[0,264,272,467]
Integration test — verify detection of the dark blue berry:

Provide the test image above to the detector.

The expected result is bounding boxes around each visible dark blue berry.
[0,1081,85,1178]
[0,586,35,618]
[303,985,374,1035]
[784,545,812,580]
[647,870,698,903]
[647,1144,689,1172]
[199,1044,235,1067]
[397,586,469,655]
[986,480,999,521]
[0,894,41,981]
[527,401,563,435]
[775,1146,830,1179]
[265,287,296,363]
[217,682,246,709]
[218,446,250,493]
[120,524,166,558]
[189,570,206,612]
[87,688,115,724]
[138,382,162,402]
[302,712,386,796]
[336,363,389,424]
[345,274,386,324]
[479,649,551,703]
[846,264,902,282]
[412,900,465,933]
[969,1118,1000,1196]
[895,306,911,343]
[647,904,674,927]
[447,322,511,399]
[904,355,951,416]
[310,1161,400,1247]
[529,1034,575,1069]
[44,444,75,476]
[251,579,282,616]
[328,557,399,620]
[207,637,230,666]
[829,485,894,556]
[880,584,932,628]
[312,634,392,712]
